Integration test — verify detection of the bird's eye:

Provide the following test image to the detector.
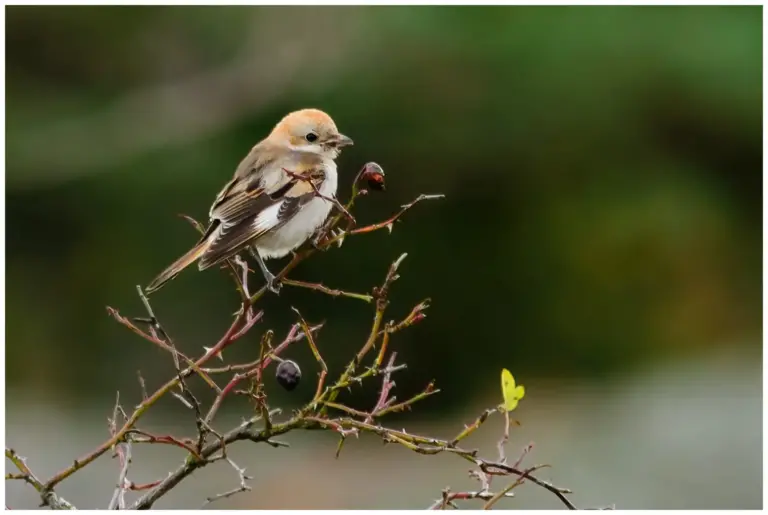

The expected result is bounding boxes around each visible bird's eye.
[305,132,318,143]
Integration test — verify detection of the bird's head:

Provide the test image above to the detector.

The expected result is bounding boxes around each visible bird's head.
[268,108,353,159]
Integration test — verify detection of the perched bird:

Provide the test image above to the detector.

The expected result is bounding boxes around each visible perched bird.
[146,108,353,294]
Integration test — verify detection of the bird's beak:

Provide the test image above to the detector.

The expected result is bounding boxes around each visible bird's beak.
[333,134,354,148]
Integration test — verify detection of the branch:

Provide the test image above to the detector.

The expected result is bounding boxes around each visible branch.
[130,412,297,509]
[200,458,252,508]
[43,304,260,490]
[126,430,204,461]
[291,307,329,403]
[5,448,75,510]
[482,465,542,510]
[428,488,513,510]
[200,322,322,374]
[106,441,131,510]
[281,277,373,302]
[478,461,576,510]
[107,392,131,510]
[282,167,357,226]
[325,193,445,246]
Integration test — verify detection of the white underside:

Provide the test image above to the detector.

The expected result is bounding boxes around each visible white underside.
[252,160,338,259]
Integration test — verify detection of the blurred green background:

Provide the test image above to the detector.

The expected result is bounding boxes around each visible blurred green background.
[5,5,762,510]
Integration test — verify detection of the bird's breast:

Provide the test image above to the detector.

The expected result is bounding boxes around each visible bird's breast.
[254,161,338,259]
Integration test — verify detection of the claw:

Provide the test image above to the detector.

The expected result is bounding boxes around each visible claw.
[310,234,327,251]
[265,273,282,295]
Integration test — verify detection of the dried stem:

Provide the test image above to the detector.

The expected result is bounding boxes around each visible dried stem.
[43,304,256,490]
[479,461,576,510]
[428,488,513,510]
[200,457,252,508]
[282,277,373,302]
[5,449,75,510]
[106,441,131,510]
[107,392,131,510]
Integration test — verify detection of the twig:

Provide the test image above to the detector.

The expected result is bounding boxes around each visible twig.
[321,402,371,418]
[470,468,492,494]
[107,392,132,509]
[200,457,252,508]
[107,441,132,510]
[5,448,75,510]
[201,322,322,374]
[373,382,439,417]
[126,430,204,462]
[134,285,171,342]
[352,253,408,368]
[127,479,163,492]
[482,465,541,510]
[291,307,329,402]
[387,299,431,334]
[450,409,497,447]
[510,442,534,472]
[365,353,398,423]
[479,461,576,510]
[282,168,357,226]
[136,370,148,401]
[107,306,219,392]
[325,194,445,246]
[497,409,510,464]
[427,488,513,510]
[282,277,372,302]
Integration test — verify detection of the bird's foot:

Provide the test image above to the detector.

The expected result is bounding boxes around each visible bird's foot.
[310,233,328,251]
[265,273,282,294]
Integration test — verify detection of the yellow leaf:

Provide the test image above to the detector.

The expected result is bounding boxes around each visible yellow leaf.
[501,368,525,412]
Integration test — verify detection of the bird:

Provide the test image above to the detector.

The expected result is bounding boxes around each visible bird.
[146,108,353,295]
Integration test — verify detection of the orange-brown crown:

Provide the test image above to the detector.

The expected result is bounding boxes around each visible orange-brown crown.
[269,109,338,140]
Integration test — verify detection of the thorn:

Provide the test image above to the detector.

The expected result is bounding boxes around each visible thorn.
[203,346,225,361]
[332,229,346,248]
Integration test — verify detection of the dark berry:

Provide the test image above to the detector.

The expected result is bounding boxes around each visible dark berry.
[276,360,301,391]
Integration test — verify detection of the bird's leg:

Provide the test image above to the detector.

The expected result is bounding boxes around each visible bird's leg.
[248,247,281,294]
[310,222,338,251]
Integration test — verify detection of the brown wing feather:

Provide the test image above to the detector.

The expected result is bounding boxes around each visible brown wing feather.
[198,216,262,269]
[197,166,326,270]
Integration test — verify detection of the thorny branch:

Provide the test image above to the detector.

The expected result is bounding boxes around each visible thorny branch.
[200,458,252,508]
[5,165,587,510]
[107,393,132,510]
[5,449,75,510]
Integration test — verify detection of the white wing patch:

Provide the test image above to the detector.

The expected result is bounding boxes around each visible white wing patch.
[252,202,283,233]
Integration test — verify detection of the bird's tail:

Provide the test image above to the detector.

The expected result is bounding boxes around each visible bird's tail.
[146,239,211,294]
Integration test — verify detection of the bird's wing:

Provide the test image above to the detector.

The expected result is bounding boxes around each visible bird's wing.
[197,161,326,270]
